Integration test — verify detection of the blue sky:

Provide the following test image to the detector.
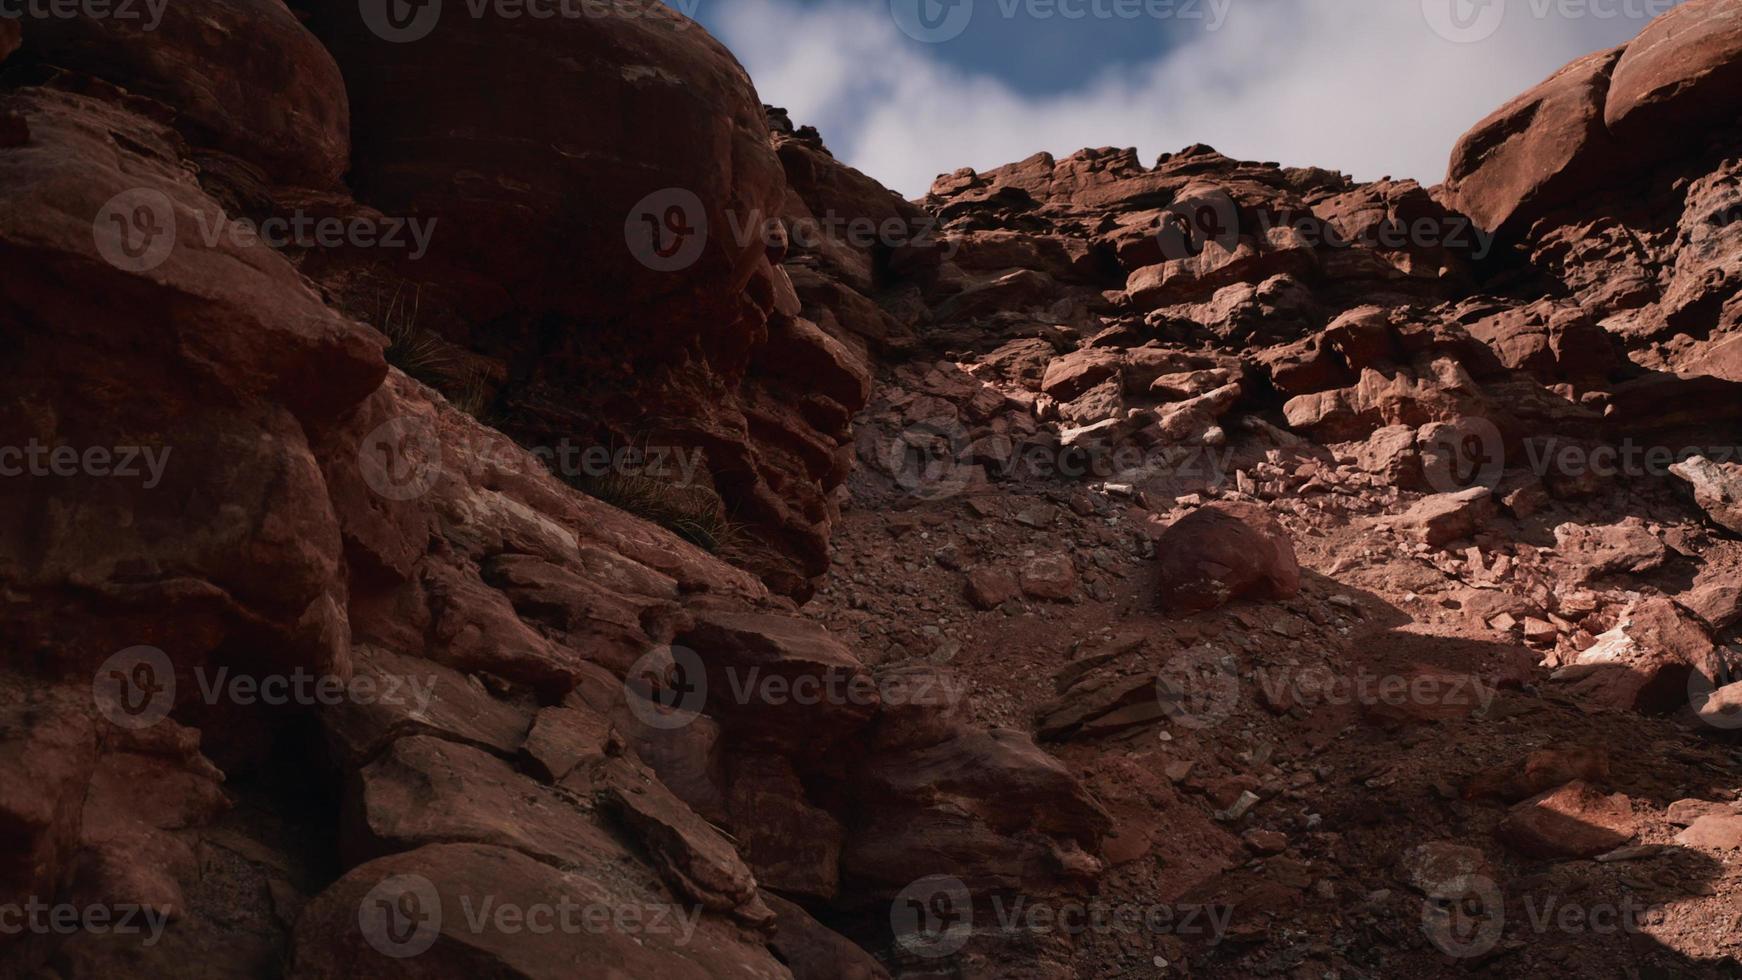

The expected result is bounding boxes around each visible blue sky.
[691,0,1673,197]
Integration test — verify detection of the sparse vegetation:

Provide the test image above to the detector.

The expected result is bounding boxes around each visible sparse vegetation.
[379,287,455,387]
[448,366,497,423]
[375,286,501,422]
[564,464,740,553]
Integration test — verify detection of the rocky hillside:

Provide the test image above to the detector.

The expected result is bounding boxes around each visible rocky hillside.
[0,0,1740,978]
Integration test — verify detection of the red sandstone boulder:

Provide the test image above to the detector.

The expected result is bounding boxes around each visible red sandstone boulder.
[1556,598,1718,713]
[1671,455,1742,534]
[1498,781,1637,859]
[288,843,791,978]
[842,728,1110,896]
[763,893,889,980]
[1605,0,1742,149]
[1462,300,1621,382]
[1388,487,1496,547]
[1443,47,1623,237]
[674,610,878,755]
[1154,503,1300,613]
[21,0,350,185]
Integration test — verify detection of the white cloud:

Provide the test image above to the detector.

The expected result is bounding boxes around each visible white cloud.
[712,0,1661,198]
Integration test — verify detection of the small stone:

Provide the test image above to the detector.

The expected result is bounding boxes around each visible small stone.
[1019,554,1079,602]
[1213,790,1261,822]
[1243,829,1288,854]
[964,568,1019,610]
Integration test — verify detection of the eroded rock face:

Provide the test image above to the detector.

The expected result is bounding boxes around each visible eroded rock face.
[1605,0,1742,146]
[19,0,351,185]
[1443,47,1623,239]
[1670,455,1742,534]
[10,0,1742,976]
[0,15,1102,979]
[292,0,876,599]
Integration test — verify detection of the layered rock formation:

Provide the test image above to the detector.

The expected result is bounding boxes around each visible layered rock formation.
[0,8,1092,978]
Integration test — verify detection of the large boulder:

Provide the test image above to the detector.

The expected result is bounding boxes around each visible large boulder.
[1670,455,1742,535]
[1605,0,1742,149]
[1498,781,1638,859]
[288,843,792,978]
[1153,503,1300,613]
[19,0,350,185]
[1557,598,1719,713]
[1442,47,1623,238]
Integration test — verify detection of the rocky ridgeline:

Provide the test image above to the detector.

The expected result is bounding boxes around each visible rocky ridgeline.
[0,0,1740,977]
